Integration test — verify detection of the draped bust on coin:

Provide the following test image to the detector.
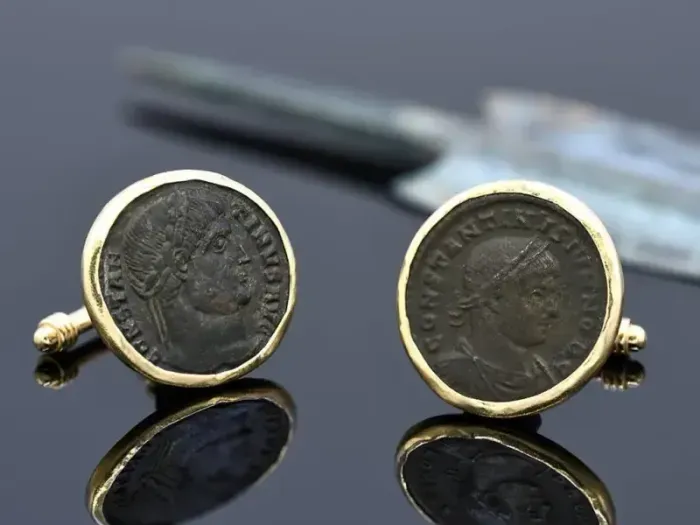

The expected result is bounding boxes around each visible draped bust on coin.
[100,180,291,375]
[404,192,607,402]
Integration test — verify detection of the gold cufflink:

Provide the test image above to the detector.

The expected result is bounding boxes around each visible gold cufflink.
[88,379,294,525]
[396,413,614,525]
[33,170,296,387]
[397,180,646,417]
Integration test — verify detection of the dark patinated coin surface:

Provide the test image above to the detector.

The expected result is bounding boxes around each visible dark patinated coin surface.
[102,399,291,525]
[101,181,290,375]
[405,193,607,402]
[402,436,599,525]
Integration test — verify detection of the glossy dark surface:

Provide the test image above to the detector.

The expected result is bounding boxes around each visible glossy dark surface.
[400,421,600,525]
[1,2,698,524]
[98,388,291,525]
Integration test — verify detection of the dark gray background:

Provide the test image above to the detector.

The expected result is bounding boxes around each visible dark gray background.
[0,1,696,523]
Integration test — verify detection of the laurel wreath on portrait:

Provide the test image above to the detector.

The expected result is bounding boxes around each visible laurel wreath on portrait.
[121,190,263,346]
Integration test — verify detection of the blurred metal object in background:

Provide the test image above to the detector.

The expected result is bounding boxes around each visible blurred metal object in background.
[484,88,700,201]
[121,47,446,168]
[121,48,700,282]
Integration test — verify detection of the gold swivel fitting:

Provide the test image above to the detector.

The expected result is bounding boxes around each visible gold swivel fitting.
[33,308,92,353]
[614,317,647,355]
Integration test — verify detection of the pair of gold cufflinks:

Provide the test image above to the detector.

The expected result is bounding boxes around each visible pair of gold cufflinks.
[33,169,646,417]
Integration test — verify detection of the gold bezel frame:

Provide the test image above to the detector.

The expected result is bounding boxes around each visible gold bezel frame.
[82,170,297,387]
[87,381,295,525]
[397,180,623,417]
[396,421,615,525]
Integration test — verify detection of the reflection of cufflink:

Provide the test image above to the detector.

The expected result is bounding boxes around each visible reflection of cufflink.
[88,379,295,525]
[397,180,647,417]
[32,170,296,387]
[34,338,109,389]
[397,414,615,525]
[595,354,645,391]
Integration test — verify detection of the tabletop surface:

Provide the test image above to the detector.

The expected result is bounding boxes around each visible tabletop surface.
[1,2,698,524]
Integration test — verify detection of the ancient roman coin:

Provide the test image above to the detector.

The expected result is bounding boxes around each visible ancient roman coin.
[101,180,291,375]
[404,193,607,402]
[101,398,291,525]
[401,434,600,525]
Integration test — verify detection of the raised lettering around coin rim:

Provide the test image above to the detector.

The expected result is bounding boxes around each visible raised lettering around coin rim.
[405,193,607,402]
[101,180,291,375]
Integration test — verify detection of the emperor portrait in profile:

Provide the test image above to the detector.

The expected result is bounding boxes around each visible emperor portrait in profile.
[437,235,566,401]
[119,187,258,373]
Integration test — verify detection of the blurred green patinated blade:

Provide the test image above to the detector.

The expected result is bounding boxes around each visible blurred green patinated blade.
[395,100,700,281]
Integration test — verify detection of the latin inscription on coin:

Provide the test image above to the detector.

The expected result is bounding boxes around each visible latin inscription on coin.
[402,437,598,525]
[101,181,291,374]
[102,399,290,525]
[405,194,607,401]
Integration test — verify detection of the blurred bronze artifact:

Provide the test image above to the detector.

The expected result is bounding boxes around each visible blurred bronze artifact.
[122,47,700,283]
[33,169,296,387]
[397,180,646,417]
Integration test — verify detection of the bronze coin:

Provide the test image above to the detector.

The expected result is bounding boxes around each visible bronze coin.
[101,180,291,375]
[404,192,607,402]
